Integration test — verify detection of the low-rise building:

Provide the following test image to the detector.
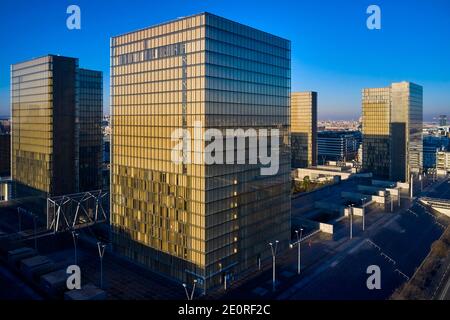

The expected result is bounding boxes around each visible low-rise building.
[436,151,450,176]
[317,131,361,164]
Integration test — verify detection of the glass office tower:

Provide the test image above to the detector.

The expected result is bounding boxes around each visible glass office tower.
[291,92,317,168]
[11,55,102,196]
[110,12,291,291]
[79,69,103,192]
[362,82,423,182]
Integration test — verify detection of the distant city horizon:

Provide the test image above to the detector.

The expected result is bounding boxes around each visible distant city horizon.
[1,3,450,304]
[1,0,450,118]
[3,114,449,123]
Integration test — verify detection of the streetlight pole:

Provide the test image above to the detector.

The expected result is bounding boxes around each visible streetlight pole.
[182,283,189,300]
[224,274,227,291]
[361,198,366,231]
[348,205,354,239]
[97,242,107,289]
[291,229,303,274]
[269,240,279,292]
[72,231,79,265]
[182,279,198,300]
[191,279,197,300]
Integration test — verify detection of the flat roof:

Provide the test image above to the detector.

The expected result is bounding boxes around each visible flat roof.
[111,12,290,43]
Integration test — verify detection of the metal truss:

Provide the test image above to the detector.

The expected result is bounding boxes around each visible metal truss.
[47,190,108,233]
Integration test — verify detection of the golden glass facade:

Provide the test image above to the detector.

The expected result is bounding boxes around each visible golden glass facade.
[11,55,103,196]
[291,91,317,168]
[362,82,423,182]
[110,12,291,291]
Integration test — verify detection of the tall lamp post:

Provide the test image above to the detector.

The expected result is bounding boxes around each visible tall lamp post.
[348,204,354,239]
[269,240,279,292]
[290,228,303,274]
[361,198,367,231]
[182,279,197,300]
[71,231,79,265]
[97,242,107,289]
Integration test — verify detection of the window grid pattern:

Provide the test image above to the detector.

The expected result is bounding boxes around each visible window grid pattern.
[110,13,291,289]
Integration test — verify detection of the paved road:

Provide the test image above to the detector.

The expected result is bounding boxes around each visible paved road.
[280,206,444,299]
[280,179,450,300]
[218,179,450,300]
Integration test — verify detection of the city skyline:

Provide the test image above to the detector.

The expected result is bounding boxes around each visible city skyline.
[0,0,449,120]
[0,2,450,304]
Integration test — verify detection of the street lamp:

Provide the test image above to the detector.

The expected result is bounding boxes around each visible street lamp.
[361,198,367,231]
[182,279,197,300]
[348,204,354,239]
[71,231,79,265]
[97,242,107,289]
[269,240,279,292]
[290,228,303,274]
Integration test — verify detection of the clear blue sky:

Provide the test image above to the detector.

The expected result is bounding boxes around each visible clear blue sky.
[1,0,449,120]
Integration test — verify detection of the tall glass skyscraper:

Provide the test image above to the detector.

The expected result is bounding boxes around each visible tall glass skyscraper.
[79,69,103,192]
[110,12,291,291]
[362,82,423,182]
[11,55,103,196]
[291,91,317,168]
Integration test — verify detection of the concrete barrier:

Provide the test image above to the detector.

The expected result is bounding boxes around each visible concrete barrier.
[397,182,410,189]
[386,188,399,196]
[319,223,334,234]
[344,207,365,217]
[372,195,385,204]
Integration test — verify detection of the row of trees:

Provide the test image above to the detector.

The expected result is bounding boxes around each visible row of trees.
[291,176,311,194]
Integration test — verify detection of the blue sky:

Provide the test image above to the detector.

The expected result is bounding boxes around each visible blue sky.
[0,0,449,120]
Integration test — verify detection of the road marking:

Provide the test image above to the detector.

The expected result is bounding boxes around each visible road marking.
[394,268,410,281]
[349,240,367,255]
[330,260,339,268]
[407,209,419,217]
[431,262,450,300]
[440,273,450,300]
